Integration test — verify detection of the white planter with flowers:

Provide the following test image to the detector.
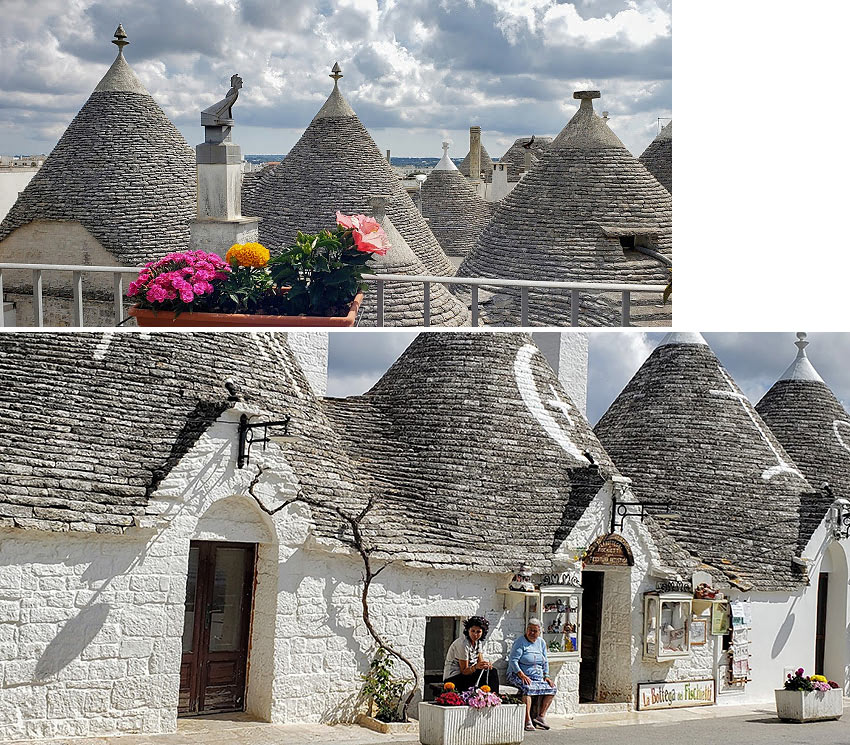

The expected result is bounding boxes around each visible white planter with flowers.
[775,688,843,722]
[418,702,524,745]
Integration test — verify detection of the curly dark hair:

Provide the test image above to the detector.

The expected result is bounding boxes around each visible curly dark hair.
[463,615,490,640]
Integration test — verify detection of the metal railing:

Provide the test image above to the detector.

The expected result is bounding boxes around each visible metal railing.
[0,263,668,328]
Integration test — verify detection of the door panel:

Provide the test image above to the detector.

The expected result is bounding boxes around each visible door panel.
[579,571,604,703]
[179,542,255,716]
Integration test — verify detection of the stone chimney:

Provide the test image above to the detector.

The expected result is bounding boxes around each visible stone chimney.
[469,126,482,181]
[532,332,589,418]
[189,74,260,255]
[523,147,533,172]
[386,149,391,163]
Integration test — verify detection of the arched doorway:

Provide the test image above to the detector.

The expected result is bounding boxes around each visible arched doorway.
[816,541,849,689]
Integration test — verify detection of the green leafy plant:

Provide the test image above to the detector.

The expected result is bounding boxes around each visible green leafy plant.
[269,214,388,317]
[360,649,413,722]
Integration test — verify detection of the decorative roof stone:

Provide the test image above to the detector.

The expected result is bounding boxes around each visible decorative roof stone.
[0,333,366,536]
[0,28,195,265]
[657,331,708,347]
[434,141,458,171]
[244,64,455,277]
[639,120,672,193]
[324,332,618,572]
[420,143,494,258]
[456,90,672,326]
[595,336,814,591]
[756,333,850,550]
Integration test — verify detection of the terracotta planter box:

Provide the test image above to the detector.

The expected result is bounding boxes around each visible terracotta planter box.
[418,702,524,745]
[128,292,363,328]
[775,688,843,722]
[355,713,418,734]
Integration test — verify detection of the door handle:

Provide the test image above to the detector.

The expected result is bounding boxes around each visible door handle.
[205,608,213,630]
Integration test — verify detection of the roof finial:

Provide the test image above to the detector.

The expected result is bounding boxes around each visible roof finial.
[573,90,600,111]
[330,62,343,84]
[112,24,129,56]
[795,331,809,357]
[441,141,450,155]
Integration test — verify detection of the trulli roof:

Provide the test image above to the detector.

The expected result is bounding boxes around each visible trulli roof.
[639,121,672,193]
[459,143,495,182]
[0,333,366,535]
[594,332,813,591]
[324,332,618,572]
[756,335,850,551]
[500,136,553,181]
[421,144,494,258]
[243,67,455,277]
[456,92,672,327]
[0,31,195,265]
[357,212,470,326]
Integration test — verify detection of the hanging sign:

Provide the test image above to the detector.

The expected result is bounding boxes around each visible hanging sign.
[637,679,715,710]
[584,533,634,566]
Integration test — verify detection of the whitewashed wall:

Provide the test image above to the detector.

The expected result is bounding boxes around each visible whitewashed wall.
[0,169,37,222]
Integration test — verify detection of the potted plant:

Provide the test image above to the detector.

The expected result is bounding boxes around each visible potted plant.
[355,650,417,734]
[126,212,389,327]
[775,668,843,722]
[419,683,525,745]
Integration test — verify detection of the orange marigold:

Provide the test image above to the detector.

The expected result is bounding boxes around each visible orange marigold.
[480,685,491,693]
[443,682,455,691]
[225,242,270,268]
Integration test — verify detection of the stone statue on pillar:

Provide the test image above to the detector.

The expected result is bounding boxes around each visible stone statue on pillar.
[189,74,260,255]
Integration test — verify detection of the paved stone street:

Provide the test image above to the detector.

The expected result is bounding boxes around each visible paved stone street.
[7,704,849,745]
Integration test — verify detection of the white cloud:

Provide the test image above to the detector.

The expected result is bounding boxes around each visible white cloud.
[542,1,670,47]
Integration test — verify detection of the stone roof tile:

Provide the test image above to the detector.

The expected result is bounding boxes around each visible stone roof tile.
[639,120,672,193]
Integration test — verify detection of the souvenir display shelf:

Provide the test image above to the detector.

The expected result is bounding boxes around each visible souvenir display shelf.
[643,591,692,661]
[525,585,583,660]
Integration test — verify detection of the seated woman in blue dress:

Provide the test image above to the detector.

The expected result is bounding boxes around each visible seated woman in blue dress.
[442,616,500,693]
[507,618,556,731]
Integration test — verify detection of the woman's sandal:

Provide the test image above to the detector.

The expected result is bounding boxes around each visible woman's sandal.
[533,717,550,730]
[524,721,536,731]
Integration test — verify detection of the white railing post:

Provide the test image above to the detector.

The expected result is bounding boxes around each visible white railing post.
[570,289,579,327]
[520,286,529,326]
[423,281,431,327]
[376,280,385,327]
[471,285,479,326]
[71,271,83,327]
[0,269,5,328]
[621,291,631,327]
[32,269,43,327]
[113,274,124,326]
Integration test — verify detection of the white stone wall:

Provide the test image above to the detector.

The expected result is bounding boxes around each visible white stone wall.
[0,169,37,222]
[285,332,329,397]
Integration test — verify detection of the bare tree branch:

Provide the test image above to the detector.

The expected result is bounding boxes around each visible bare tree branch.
[246,466,420,719]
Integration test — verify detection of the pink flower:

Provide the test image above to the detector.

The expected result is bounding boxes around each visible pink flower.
[336,211,358,231]
[353,222,391,255]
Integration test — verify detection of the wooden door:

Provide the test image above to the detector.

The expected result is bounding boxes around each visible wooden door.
[179,541,255,716]
[815,572,829,676]
[579,571,604,703]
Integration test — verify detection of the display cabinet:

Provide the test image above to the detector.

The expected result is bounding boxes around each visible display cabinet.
[525,585,582,659]
[643,591,692,661]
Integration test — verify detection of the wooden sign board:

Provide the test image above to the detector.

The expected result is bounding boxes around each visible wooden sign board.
[585,533,634,566]
[637,679,715,710]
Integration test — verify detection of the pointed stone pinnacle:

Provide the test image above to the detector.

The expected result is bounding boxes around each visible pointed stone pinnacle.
[330,62,343,82]
[112,24,129,55]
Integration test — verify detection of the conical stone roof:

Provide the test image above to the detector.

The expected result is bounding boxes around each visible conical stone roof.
[0,332,365,535]
[459,143,495,182]
[594,332,813,591]
[457,91,672,326]
[500,136,553,181]
[420,143,494,258]
[357,201,470,326]
[0,29,196,265]
[244,66,455,277]
[756,333,850,550]
[324,332,617,571]
[639,120,672,193]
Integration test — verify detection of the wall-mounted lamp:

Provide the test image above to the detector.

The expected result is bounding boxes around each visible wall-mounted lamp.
[610,496,679,533]
[829,495,850,541]
[237,413,301,468]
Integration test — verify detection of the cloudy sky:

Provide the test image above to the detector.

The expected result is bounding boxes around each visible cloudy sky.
[1,0,671,158]
[326,332,850,424]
